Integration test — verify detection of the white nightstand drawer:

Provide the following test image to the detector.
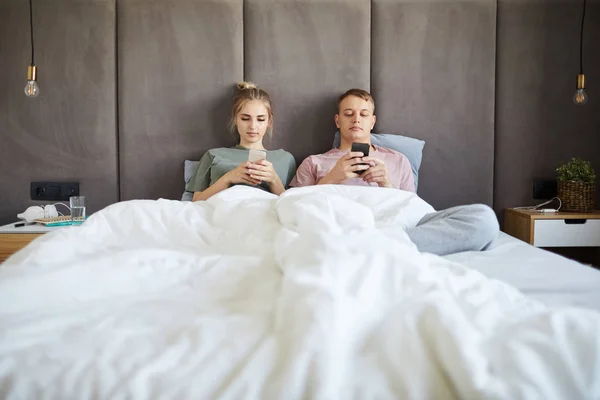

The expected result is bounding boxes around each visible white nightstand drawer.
[533,219,600,247]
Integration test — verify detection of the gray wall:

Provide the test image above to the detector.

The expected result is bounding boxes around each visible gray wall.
[0,0,599,227]
[495,0,600,224]
[0,0,118,224]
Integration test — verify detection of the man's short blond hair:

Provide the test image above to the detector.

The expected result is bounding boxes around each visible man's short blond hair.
[337,88,375,113]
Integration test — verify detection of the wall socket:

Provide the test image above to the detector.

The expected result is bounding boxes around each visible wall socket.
[532,179,557,199]
[30,182,80,201]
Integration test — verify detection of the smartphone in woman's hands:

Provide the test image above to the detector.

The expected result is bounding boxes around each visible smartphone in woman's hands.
[248,149,267,163]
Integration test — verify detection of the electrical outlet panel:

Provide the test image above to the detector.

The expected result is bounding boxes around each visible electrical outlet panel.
[30,182,79,201]
[532,179,557,200]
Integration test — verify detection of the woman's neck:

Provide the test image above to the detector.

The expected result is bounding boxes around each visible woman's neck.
[238,142,265,150]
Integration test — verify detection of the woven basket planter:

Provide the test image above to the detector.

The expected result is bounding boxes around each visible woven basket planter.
[557,180,596,212]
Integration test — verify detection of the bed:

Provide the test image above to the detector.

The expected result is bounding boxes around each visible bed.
[2,0,600,397]
[1,186,599,399]
[446,232,600,310]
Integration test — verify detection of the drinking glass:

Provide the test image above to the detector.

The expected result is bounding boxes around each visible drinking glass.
[69,196,86,225]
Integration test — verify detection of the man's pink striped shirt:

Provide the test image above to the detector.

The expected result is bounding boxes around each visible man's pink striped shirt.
[290,145,415,192]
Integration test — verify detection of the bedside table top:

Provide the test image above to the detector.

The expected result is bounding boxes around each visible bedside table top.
[505,208,600,220]
[0,222,64,234]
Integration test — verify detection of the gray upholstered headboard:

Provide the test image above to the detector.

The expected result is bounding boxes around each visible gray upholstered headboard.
[3,0,597,226]
[118,0,495,210]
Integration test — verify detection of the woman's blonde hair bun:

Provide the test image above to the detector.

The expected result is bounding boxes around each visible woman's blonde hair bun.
[237,81,258,90]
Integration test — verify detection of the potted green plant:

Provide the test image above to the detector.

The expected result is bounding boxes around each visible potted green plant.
[556,158,596,212]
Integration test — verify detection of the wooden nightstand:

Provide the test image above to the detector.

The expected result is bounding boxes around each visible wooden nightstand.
[0,222,63,263]
[504,209,600,247]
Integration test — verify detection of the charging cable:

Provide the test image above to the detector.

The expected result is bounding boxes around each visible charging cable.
[52,203,71,215]
[50,203,72,217]
[513,197,562,212]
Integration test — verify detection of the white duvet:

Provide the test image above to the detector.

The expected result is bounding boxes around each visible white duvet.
[1,185,599,400]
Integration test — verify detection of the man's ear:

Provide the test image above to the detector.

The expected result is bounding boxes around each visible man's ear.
[371,114,376,130]
[334,114,340,128]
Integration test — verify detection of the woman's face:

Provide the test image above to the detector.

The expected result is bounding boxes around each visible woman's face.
[236,100,271,148]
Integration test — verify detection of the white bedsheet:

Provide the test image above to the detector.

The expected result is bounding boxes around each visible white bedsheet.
[1,185,599,399]
[445,232,600,311]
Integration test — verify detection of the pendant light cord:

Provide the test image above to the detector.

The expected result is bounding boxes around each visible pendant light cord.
[29,0,35,66]
[579,0,586,74]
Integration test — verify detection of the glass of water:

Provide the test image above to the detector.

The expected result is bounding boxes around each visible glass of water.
[70,196,86,226]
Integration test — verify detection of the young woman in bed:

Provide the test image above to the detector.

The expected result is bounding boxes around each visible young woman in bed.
[187,82,296,201]
[290,88,500,256]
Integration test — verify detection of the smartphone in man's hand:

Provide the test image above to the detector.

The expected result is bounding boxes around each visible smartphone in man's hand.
[350,142,370,175]
[248,149,267,163]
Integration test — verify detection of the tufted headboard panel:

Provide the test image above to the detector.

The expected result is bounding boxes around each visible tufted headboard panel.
[245,0,372,163]
[117,0,244,201]
[371,0,496,209]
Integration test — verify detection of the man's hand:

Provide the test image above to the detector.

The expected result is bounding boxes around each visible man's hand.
[318,151,370,184]
[361,157,393,188]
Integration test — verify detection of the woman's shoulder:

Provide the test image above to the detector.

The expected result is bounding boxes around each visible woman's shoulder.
[267,148,295,158]
[269,149,297,166]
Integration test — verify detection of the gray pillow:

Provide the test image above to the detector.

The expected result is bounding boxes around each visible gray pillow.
[182,160,199,201]
[332,132,425,191]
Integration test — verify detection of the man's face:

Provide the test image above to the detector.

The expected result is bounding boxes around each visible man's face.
[335,95,376,144]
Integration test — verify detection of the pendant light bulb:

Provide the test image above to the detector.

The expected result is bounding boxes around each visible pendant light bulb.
[25,0,40,98]
[24,81,39,98]
[573,89,588,105]
[24,65,39,98]
[573,74,587,105]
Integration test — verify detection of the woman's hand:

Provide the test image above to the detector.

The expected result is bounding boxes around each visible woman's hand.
[247,159,278,183]
[193,162,260,201]
[248,159,286,195]
[223,162,262,186]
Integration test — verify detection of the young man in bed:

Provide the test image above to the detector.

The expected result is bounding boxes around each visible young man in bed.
[289,88,499,256]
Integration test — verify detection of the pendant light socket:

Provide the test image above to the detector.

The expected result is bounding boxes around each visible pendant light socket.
[27,65,37,81]
[577,74,585,89]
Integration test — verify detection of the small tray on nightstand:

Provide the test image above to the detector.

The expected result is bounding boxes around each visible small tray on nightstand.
[35,215,73,226]
[504,209,600,247]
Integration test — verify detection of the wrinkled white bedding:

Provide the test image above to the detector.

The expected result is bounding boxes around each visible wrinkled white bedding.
[1,185,599,400]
